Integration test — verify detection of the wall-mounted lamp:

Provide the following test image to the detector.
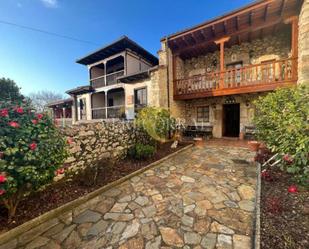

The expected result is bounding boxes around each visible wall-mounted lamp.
[245,100,250,107]
[225,96,236,104]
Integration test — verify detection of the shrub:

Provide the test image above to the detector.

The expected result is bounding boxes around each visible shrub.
[253,85,309,183]
[128,143,155,160]
[0,101,68,222]
[135,107,176,143]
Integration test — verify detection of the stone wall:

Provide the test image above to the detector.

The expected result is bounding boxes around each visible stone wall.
[298,0,309,85]
[179,33,291,78]
[181,94,262,138]
[62,121,149,172]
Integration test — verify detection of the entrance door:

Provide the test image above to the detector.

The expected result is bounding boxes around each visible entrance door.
[223,104,240,137]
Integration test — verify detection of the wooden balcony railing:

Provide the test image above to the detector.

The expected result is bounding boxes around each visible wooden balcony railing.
[174,58,297,99]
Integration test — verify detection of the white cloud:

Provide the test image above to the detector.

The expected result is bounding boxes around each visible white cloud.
[40,0,58,8]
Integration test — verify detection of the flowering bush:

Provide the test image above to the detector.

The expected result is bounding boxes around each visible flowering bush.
[253,85,309,184]
[0,101,68,222]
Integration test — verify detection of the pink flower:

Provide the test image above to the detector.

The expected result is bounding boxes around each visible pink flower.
[0,174,6,183]
[15,107,23,114]
[29,142,37,151]
[31,119,38,125]
[8,121,19,128]
[288,185,298,193]
[37,113,43,120]
[0,189,5,196]
[0,109,9,117]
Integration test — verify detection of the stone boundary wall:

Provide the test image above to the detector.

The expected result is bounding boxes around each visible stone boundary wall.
[298,0,309,85]
[62,121,150,173]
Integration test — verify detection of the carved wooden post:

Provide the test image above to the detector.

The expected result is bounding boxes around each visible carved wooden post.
[285,16,299,80]
[215,37,230,89]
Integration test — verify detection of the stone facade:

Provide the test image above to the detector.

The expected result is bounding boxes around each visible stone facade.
[298,0,309,85]
[182,95,261,138]
[162,32,293,138]
[61,121,149,173]
[178,33,290,79]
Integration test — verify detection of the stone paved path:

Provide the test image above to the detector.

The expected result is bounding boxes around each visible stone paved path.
[25,145,257,249]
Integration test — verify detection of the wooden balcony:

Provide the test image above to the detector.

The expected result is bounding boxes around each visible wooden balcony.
[90,70,125,88]
[174,58,297,100]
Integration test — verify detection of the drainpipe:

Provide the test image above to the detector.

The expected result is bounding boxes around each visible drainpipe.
[166,36,170,111]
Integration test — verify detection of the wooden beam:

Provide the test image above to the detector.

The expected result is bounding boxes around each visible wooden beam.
[235,16,239,30]
[249,11,253,26]
[168,0,274,40]
[211,25,216,37]
[223,21,227,34]
[279,0,285,16]
[174,16,284,54]
[264,4,269,21]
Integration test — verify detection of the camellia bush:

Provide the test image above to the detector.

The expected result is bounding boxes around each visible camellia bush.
[135,107,176,143]
[253,85,309,184]
[0,101,68,222]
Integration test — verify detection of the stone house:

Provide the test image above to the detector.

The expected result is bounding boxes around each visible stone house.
[156,0,309,138]
[66,36,160,123]
[61,0,308,138]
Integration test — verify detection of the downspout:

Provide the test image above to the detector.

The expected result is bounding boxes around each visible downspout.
[166,36,170,110]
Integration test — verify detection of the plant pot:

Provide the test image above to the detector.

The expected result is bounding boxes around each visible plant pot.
[248,140,261,152]
[193,137,205,147]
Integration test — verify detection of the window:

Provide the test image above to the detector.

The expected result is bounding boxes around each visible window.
[197,106,209,122]
[134,88,147,110]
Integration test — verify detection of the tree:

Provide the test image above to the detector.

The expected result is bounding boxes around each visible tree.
[28,90,64,112]
[0,100,68,222]
[0,78,24,102]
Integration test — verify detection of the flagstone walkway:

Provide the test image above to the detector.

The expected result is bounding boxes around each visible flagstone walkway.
[25,145,257,249]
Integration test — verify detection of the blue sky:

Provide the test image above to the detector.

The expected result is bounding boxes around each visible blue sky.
[0,0,253,97]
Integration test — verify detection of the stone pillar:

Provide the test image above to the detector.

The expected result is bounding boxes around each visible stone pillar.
[72,95,78,124]
[298,0,309,85]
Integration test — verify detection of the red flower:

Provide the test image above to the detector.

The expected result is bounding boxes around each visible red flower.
[0,152,3,159]
[0,174,6,183]
[288,185,298,193]
[29,142,37,151]
[37,113,43,120]
[8,121,19,128]
[0,109,9,117]
[16,107,23,114]
[261,170,269,178]
[283,154,293,164]
[31,119,38,125]
[67,137,74,145]
[0,189,5,196]
[55,168,65,176]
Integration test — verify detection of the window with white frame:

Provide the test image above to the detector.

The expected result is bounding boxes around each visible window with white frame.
[197,106,209,122]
